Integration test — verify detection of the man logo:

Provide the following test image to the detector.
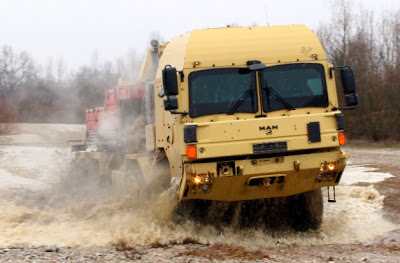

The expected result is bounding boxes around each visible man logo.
[259,125,278,135]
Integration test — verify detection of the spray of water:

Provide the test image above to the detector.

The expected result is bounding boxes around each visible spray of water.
[0,142,397,247]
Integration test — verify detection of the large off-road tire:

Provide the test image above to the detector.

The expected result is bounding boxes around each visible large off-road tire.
[173,200,212,224]
[288,188,323,232]
[173,200,238,228]
[237,200,264,228]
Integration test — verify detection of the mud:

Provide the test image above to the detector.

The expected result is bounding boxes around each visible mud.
[0,123,399,262]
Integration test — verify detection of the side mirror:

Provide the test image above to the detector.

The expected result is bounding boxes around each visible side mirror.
[341,66,356,94]
[162,65,179,96]
[340,66,358,107]
[345,94,358,106]
[163,96,178,110]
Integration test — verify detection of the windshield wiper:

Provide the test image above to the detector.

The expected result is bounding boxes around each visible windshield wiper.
[227,89,253,115]
[264,85,295,111]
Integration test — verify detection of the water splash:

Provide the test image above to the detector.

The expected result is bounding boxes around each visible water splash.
[0,147,397,247]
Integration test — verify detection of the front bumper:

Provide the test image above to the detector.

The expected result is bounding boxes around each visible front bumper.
[179,149,348,201]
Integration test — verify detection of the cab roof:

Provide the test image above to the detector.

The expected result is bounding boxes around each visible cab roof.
[157,25,327,76]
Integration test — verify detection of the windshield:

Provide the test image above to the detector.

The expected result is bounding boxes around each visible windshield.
[189,68,257,117]
[261,63,328,112]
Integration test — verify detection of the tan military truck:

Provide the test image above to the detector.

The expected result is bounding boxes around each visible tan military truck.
[73,25,358,231]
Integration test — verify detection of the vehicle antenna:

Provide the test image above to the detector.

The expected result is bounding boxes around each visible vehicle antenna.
[264,1,270,26]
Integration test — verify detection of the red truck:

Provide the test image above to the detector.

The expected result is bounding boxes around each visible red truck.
[73,80,145,151]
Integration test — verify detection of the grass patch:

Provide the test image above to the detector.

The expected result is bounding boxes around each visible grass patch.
[149,241,169,248]
[113,237,141,260]
[176,244,270,261]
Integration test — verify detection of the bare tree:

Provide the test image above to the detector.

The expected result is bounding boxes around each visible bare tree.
[0,45,36,95]
[317,0,354,65]
[317,0,400,141]
[116,48,142,80]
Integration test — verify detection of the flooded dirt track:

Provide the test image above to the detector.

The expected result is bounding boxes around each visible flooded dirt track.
[0,123,399,262]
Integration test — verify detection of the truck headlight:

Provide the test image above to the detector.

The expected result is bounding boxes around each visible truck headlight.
[204,174,211,183]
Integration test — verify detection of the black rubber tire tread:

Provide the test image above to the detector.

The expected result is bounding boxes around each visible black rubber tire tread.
[288,188,323,232]
[173,200,211,224]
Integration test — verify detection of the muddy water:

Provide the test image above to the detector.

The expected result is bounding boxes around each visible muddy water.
[0,145,397,247]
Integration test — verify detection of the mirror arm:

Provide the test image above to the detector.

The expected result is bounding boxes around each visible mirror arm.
[179,70,184,82]
[332,106,357,111]
[158,88,165,98]
[329,67,334,79]
[170,110,189,115]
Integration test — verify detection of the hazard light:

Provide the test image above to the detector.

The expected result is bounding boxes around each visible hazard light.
[338,133,346,145]
[186,145,197,158]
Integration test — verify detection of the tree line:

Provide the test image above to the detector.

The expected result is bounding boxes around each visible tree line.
[317,1,400,141]
[0,46,142,125]
[1,1,399,141]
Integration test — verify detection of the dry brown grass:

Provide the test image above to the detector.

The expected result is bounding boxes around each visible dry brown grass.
[113,237,141,260]
[181,237,202,245]
[149,241,169,248]
[177,244,270,261]
[148,237,203,249]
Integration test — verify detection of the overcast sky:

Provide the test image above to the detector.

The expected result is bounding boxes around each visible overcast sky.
[0,0,399,70]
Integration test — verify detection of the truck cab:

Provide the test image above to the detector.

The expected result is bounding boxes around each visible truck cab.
[71,24,358,231]
[148,25,357,203]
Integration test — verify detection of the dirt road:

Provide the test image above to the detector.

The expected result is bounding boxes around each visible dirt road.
[0,123,399,262]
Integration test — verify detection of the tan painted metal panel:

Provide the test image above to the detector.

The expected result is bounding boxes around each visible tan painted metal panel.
[184,25,326,69]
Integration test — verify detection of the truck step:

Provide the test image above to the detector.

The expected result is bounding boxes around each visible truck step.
[327,186,336,202]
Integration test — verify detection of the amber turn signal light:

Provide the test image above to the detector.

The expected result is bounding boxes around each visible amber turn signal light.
[327,163,336,171]
[338,133,346,145]
[186,145,197,158]
[193,175,201,184]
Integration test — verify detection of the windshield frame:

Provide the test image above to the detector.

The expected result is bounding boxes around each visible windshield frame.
[188,68,258,118]
[260,63,329,113]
